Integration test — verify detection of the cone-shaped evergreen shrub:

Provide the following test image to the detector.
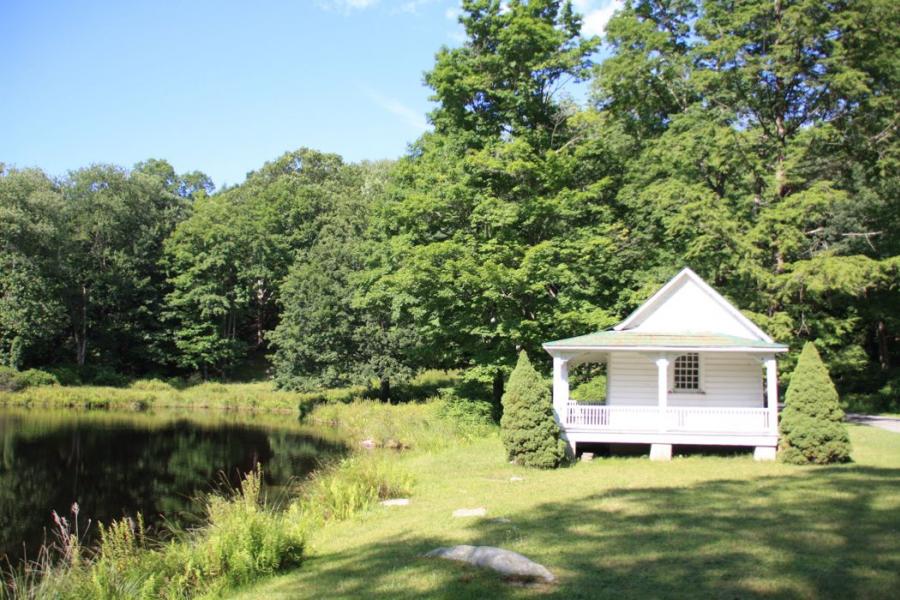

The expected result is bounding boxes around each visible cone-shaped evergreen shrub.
[779,342,851,465]
[500,351,566,468]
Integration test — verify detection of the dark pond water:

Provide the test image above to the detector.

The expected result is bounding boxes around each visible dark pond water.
[0,408,345,563]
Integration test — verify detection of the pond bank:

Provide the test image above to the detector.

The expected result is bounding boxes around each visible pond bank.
[0,381,317,413]
[1,393,487,599]
[0,406,346,564]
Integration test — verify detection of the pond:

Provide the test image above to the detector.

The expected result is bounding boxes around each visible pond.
[0,407,345,564]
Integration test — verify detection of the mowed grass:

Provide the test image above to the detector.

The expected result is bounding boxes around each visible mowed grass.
[231,424,900,600]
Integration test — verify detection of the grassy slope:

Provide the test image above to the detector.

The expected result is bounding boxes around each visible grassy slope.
[232,425,900,600]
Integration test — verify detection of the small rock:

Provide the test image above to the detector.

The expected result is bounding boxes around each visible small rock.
[380,498,410,507]
[452,507,487,518]
[581,452,594,462]
[509,476,524,482]
[359,438,377,450]
[425,545,555,583]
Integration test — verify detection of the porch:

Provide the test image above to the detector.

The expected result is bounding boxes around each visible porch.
[545,339,786,460]
[560,403,778,459]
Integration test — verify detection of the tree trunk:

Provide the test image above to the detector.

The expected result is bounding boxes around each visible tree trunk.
[493,370,504,407]
[877,320,890,371]
[256,305,264,348]
[380,377,391,403]
[74,285,88,366]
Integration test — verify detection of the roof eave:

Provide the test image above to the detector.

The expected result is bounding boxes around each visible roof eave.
[543,344,789,353]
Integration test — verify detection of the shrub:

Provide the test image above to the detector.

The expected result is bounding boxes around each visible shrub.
[571,373,607,402]
[0,366,25,392]
[0,366,59,391]
[45,366,83,386]
[500,351,566,468]
[80,366,130,387]
[779,342,852,465]
[129,378,175,392]
[437,390,494,439]
[17,369,60,387]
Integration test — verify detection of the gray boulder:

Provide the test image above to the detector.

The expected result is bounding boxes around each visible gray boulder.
[424,545,555,583]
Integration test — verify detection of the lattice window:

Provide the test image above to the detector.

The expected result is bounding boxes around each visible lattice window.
[674,353,700,391]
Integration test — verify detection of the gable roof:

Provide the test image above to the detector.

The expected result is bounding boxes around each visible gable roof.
[614,267,774,342]
[543,268,786,353]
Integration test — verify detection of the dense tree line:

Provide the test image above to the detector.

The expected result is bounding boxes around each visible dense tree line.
[1,0,897,406]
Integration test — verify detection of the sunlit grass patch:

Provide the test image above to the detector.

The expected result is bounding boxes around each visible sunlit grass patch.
[231,425,900,600]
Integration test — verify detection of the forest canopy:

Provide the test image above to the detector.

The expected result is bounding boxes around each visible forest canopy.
[1,0,897,407]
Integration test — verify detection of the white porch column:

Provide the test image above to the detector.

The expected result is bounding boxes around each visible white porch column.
[655,356,669,432]
[765,356,779,436]
[552,355,570,426]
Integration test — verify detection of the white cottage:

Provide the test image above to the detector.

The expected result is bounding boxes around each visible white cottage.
[543,268,787,461]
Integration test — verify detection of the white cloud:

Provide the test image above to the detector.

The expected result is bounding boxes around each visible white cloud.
[363,87,429,133]
[445,7,459,20]
[578,0,624,38]
[318,0,442,15]
[317,0,380,13]
[395,0,437,14]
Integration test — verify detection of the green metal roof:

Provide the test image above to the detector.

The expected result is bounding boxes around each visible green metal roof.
[543,330,788,351]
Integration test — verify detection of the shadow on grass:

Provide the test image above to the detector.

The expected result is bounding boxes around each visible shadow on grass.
[258,465,900,599]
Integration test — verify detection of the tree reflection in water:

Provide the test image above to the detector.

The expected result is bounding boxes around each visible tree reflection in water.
[0,408,344,563]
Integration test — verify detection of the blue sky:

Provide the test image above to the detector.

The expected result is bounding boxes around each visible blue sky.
[2,0,621,188]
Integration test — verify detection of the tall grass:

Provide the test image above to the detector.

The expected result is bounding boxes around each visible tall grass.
[0,382,314,412]
[299,456,414,523]
[2,467,306,600]
[308,398,492,452]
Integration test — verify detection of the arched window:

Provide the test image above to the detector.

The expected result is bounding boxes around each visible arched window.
[673,353,700,392]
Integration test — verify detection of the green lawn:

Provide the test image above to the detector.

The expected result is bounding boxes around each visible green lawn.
[231,425,900,599]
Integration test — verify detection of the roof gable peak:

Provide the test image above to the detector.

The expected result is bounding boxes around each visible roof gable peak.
[614,268,773,343]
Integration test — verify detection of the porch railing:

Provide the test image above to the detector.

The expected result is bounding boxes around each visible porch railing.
[564,402,770,434]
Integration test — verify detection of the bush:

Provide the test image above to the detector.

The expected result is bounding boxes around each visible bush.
[129,378,175,392]
[500,351,566,468]
[779,342,852,465]
[571,374,607,402]
[437,390,494,439]
[45,366,83,386]
[0,366,24,392]
[0,366,58,391]
[17,369,60,387]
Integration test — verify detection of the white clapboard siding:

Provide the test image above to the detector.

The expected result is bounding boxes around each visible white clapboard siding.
[606,353,657,405]
[691,353,764,407]
[606,352,763,408]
